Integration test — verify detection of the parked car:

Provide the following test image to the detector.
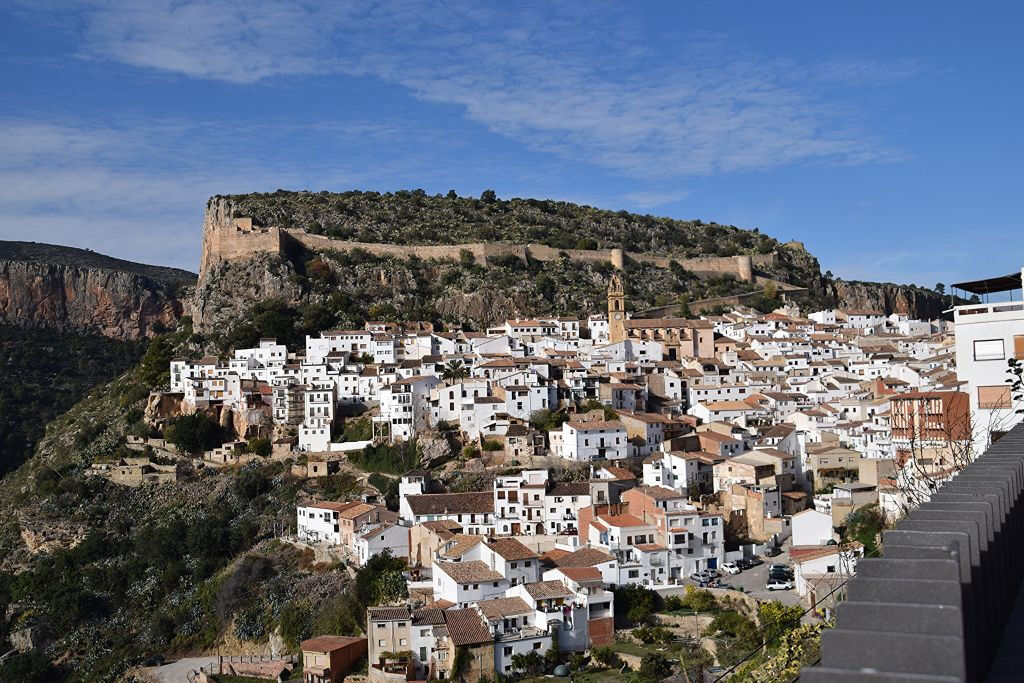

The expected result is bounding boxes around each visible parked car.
[735,557,755,570]
[769,563,791,573]
[766,578,794,591]
[721,562,742,575]
[690,571,714,584]
[706,568,721,579]
[769,568,794,581]
[747,556,764,566]
[765,546,783,557]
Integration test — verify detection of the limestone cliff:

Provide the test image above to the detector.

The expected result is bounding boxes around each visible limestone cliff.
[828,280,948,319]
[0,241,195,340]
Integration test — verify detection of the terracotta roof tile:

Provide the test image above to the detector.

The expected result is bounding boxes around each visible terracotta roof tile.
[554,547,616,567]
[301,635,366,653]
[486,537,538,562]
[524,580,575,600]
[406,492,494,516]
[444,608,493,646]
[476,596,533,620]
[437,560,504,584]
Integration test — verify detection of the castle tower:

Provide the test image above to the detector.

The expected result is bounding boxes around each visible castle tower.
[608,272,626,343]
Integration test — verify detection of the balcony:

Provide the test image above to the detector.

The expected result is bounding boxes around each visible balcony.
[496,625,546,641]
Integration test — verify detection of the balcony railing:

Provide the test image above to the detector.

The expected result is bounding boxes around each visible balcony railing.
[953,301,1024,322]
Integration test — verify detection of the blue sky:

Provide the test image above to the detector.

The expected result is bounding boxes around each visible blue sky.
[1,2,1020,286]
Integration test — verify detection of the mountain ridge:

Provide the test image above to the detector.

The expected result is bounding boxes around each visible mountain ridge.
[0,241,194,341]
[2,240,196,288]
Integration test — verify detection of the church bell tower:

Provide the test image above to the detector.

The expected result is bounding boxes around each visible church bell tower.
[608,273,626,343]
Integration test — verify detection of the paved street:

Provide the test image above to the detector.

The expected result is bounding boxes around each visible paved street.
[721,557,801,605]
[656,543,802,607]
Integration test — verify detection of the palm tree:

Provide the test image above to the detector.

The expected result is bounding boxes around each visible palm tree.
[440,359,469,384]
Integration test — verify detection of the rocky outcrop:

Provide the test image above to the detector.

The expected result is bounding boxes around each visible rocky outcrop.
[418,430,458,469]
[191,253,306,332]
[828,280,947,319]
[0,241,195,340]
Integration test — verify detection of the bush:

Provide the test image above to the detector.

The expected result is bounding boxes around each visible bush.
[216,555,276,619]
[615,584,660,625]
[369,473,399,510]
[247,437,272,456]
[343,417,373,442]
[758,600,805,641]
[74,421,107,449]
[481,439,502,452]
[637,652,673,680]
[164,413,225,454]
[348,440,419,474]
[511,650,543,676]
[681,585,717,612]
[278,601,312,649]
[704,610,759,647]
[633,625,674,644]
[318,473,362,500]
[566,651,587,671]
[234,466,271,499]
[591,646,621,669]
[529,408,568,432]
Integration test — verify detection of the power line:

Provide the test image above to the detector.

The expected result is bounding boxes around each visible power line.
[717,542,879,681]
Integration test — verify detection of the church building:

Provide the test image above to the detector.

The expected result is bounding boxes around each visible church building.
[606,272,715,360]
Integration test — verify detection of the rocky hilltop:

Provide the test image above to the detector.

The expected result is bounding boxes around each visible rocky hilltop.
[0,241,195,340]
[192,190,947,327]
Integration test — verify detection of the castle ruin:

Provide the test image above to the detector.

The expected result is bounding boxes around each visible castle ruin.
[199,198,767,284]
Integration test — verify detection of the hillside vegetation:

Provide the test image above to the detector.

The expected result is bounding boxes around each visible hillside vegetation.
[218,189,782,257]
[0,323,404,682]
[0,325,144,475]
[194,245,780,336]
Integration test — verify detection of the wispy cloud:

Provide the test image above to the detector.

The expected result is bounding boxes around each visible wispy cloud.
[50,1,916,178]
[0,114,457,268]
[621,190,690,209]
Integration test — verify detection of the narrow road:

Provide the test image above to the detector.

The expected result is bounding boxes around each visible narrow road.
[145,657,218,683]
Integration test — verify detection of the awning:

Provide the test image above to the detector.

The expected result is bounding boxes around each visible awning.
[950,272,1022,295]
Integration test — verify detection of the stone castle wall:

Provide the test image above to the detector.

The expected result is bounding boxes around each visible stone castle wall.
[199,198,773,282]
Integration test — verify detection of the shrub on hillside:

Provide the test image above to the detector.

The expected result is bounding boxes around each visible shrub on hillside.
[164,413,225,454]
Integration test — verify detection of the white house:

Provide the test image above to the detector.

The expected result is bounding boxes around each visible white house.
[296,502,345,545]
[791,509,836,547]
[790,544,862,597]
[549,418,628,461]
[433,560,508,607]
[951,266,1024,451]
[379,375,442,442]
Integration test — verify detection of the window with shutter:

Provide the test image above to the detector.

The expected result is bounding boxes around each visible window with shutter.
[1015,335,1024,360]
[978,385,1012,409]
